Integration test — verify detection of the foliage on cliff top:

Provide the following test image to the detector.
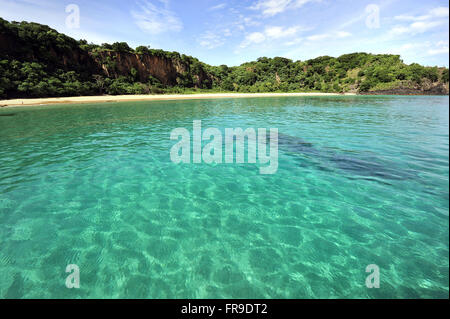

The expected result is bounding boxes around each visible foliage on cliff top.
[0,18,448,99]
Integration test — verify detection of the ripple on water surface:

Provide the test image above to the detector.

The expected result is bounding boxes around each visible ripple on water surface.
[0,96,448,298]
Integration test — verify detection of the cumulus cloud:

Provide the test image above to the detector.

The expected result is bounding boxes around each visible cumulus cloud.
[131,0,182,35]
[242,32,266,46]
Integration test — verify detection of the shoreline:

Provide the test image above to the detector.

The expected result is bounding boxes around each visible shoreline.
[0,92,358,108]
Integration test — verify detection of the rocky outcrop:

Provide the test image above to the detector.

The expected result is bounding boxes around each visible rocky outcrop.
[361,80,449,95]
[93,51,182,85]
[0,26,212,89]
[92,51,212,88]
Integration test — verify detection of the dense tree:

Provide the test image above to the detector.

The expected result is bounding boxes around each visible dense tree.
[442,69,449,83]
[135,45,151,55]
[0,17,448,99]
[111,42,133,53]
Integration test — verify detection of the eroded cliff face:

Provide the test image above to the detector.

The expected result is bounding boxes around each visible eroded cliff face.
[0,30,212,89]
[57,48,100,74]
[92,51,212,88]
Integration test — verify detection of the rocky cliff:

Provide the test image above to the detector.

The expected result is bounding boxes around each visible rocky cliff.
[1,17,448,99]
[0,26,99,77]
[92,51,212,88]
[0,18,212,90]
[361,79,449,95]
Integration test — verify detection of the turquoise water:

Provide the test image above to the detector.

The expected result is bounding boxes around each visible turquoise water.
[0,96,448,299]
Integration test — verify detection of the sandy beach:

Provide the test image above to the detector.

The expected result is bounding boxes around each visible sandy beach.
[0,92,357,108]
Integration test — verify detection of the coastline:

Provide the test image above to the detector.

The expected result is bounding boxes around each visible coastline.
[0,92,357,108]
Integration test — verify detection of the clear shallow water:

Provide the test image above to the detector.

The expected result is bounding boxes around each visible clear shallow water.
[0,96,448,299]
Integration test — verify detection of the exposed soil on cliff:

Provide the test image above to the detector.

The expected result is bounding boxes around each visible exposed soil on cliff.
[93,51,212,88]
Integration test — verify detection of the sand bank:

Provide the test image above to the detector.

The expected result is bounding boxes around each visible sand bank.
[0,92,357,108]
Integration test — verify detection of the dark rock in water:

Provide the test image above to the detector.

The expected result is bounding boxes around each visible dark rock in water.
[329,154,412,180]
[275,133,415,181]
[270,133,318,156]
[5,273,25,299]
[0,113,16,117]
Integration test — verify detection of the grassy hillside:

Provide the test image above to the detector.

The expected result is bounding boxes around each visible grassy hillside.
[0,17,448,99]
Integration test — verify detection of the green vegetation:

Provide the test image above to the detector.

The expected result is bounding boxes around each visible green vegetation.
[0,18,448,99]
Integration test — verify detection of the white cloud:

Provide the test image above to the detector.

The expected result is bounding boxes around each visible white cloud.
[250,0,319,17]
[131,0,182,35]
[243,17,260,27]
[306,30,351,41]
[428,40,449,55]
[429,7,449,18]
[428,46,449,55]
[250,0,290,16]
[209,3,227,11]
[394,6,449,21]
[306,34,328,41]
[389,40,449,58]
[233,15,261,32]
[335,31,352,38]
[198,31,226,49]
[239,25,307,47]
[265,26,305,38]
[391,6,449,44]
[400,43,421,50]
[391,20,446,35]
[239,32,266,48]
[389,42,430,54]
[246,32,266,43]
[284,37,303,46]
[391,6,448,36]
[394,14,429,21]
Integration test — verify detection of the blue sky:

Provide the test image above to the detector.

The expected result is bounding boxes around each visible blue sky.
[0,0,448,66]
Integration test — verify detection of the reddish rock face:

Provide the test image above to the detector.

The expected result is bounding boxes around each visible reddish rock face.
[93,51,179,85]
[92,51,211,88]
[1,29,212,89]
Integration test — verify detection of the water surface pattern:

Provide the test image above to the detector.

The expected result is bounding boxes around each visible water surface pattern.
[0,96,448,298]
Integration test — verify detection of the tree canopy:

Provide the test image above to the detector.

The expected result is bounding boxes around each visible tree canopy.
[0,17,448,99]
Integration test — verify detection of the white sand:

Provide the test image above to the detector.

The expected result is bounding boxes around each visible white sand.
[0,92,357,108]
